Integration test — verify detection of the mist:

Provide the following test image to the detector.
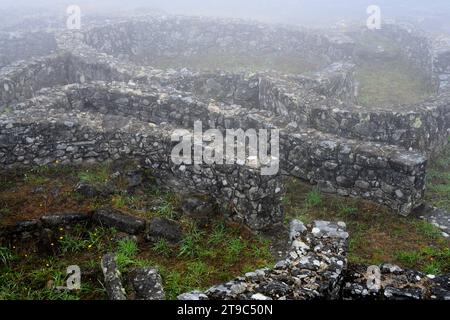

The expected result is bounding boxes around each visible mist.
[1,0,450,32]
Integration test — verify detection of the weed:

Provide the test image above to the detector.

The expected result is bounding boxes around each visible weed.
[116,239,139,270]
[305,189,323,208]
[208,222,227,245]
[152,239,172,258]
[0,246,16,266]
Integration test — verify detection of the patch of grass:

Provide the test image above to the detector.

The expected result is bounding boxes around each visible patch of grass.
[178,227,204,258]
[151,193,179,220]
[23,173,50,185]
[116,239,139,270]
[78,165,111,186]
[208,222,227,246]
[224,238,246,265]
[0,246,16,266]
[396,246,450,275]
[146,52,325,75]
[414,221,442,240]
[339,204,358,216]
[152,239,172,258]
[305,189,323,209]
[58,226,117,254]
[355,59,431,107]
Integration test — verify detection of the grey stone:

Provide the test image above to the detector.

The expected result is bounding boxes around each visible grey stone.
[101,254,127,300]
[130,268,165,300]
[93,208,145,235]
[146,217,183,244]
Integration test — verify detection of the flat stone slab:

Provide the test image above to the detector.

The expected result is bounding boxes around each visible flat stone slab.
[40,213,90,228]
[0,220,42,237]
[93,208,145,235]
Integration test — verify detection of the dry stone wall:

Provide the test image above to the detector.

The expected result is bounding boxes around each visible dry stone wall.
[0,31,57,69]
[0,86,283,230]
[81,16,353,68]
[1,15,450,225]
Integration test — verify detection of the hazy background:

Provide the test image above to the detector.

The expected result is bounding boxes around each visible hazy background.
[1,0,450,33]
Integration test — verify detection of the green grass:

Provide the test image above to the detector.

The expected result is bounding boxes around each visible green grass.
[0,246,16,266]
[78,165,111,186]
[116,239,140,270]
[152,240,172,258]
[144,52,325,75]
[58,226,117,254]
[0,162,275,300]
[355,59,431,107]
[396,246,450,275]
[305,189,323,209]
[23,173,51,185]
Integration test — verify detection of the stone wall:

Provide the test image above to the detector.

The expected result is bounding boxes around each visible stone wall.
[1,15,449,222]
[259,74,450,156]
[0,80,428,215]
[0,31,57,69]
[434,37,450,92]
[0,86,283,231]
[80,16,352,68]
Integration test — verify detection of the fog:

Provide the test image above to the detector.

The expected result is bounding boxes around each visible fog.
[1,0,450,32]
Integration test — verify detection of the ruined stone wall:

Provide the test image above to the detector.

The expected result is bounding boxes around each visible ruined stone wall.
[0,52,133,108]
[81,16,352,67]
[380,24,434,85]
[259,74,450,156]
[434,37,450,92]
[0,15,447,221]
[0,88,283,231]
[0,81,428,215]
[0,31,57,69]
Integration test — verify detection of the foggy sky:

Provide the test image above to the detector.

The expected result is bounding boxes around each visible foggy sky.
[1,0,449,30]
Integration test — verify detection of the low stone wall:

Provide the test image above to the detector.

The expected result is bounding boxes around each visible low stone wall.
[281,129,427,215]
[434,37,450,92]
[0,31,57,69]
[259,74,450,156]
[0,81,428,215]
[0,15,449,220]
[343,263,450,300]
[0,90,283,230]
[0,52,134,108]
[81,16,352,68]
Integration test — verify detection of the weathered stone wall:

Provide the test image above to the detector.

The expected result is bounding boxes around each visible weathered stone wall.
[0,87,283,230]
[80,16,352,68]
[0,31,57,69]
[0,81,428,215]
[434,37,450,92]
[1,15,448,220]
[0,52,134,108]
[259,74,450,156]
